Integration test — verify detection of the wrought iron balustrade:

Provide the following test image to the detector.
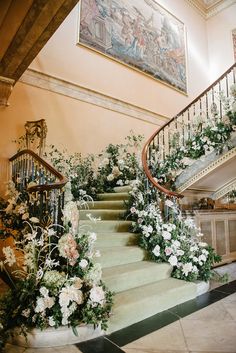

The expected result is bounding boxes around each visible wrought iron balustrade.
[142,63,236,200]
[9,149,68,233]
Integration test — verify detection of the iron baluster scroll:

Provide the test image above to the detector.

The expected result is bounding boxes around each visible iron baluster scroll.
[9,149,67,235]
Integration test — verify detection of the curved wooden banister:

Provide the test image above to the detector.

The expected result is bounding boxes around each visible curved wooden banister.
[175,62,236,118]
[142,129,184,198]
[142,62,236,198]
[9,149,68,192]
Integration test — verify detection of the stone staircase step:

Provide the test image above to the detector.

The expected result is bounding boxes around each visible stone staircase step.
[113,185,132,193]
[108,278,196,333]
[98,192,129,201]
[102,261,172,293]
[86,200,126,210]
[79,209,126,220]
[97,246,145,268]
[79,220,132,232]
[95,232,138,247]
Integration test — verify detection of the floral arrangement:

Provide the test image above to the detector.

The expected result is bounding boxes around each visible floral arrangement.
[128,176,221,282]
[95,134,143,192]
[0,197,113,348]
[45,133,143,197]
[44,147,98,200]
[0,181,30,240]
[150,84,236,189]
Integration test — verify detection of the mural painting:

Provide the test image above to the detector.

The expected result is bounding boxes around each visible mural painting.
[78,0,187,93]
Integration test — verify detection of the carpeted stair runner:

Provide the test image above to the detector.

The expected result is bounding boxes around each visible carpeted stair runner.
[79,186,197,333]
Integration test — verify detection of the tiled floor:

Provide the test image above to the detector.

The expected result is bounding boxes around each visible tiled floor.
[123,293,236,353]
[2,263,236,353]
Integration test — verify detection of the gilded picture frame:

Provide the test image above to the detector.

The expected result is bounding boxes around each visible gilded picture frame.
[232,28,236,62]
[77,0,188,94]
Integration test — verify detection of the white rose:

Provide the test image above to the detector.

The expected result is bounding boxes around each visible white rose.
[40,286,49,297]
[48,316,56,327]
[168,255,178,267]
[152,245,160,257]
[79,259,88,269]
[107,174,114,181]
[162,230,171,240]
[182,262,193,276]
[35,297,45,313]
[90,286,105,305]
[198,254,207,263]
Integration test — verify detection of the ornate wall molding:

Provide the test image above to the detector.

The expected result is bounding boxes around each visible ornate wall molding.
[187,0,236,18]
[177,146,236,193]
[19,69,169,127]
[211,178,236,200]
[0,76,15,106]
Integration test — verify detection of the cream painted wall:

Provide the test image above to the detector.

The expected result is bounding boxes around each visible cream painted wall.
[0,82,157,158]
[30,0,209,117]
[207,3,236,82]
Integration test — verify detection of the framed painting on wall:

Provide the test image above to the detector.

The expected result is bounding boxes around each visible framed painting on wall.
[77,0,187,94]
[233,28,236,62]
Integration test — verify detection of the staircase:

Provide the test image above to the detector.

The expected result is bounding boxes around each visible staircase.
[80,185,197,333]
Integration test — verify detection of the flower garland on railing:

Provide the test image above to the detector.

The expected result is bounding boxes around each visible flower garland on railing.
[127,175,221,282]
[0,188,113,348]
[151,84,236,188]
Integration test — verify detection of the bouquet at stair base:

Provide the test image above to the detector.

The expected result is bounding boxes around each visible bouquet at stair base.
[0,199,113,349]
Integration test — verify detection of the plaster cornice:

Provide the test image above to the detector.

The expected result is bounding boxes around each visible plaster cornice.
[211,178,236,200]
[177,146,236,193]
[187,0,236,18]
[19,69,169,126]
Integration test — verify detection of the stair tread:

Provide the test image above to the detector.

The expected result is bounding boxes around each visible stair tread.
[80,220,132,224]
[80,209,125,213]
[96,232,135,236]
[98,193,129,201]
[79,209,126,220]
[102,261,171,278]
[86,200,126,209]
[98,245,144,253]
[113,185,132,193]
[114,277,196,306]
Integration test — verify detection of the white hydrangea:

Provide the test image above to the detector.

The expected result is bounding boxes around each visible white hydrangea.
[63,201,79,234]
[85,263,102,285]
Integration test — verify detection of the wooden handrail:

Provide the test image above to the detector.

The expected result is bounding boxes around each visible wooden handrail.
[142,130,184,198]
[142,62,236,198]
[9,149,68,192]
[175,62,236,118]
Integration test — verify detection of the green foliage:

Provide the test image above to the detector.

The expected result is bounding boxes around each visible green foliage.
[44,146,98,200]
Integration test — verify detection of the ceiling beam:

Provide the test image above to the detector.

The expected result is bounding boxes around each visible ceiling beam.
[0,0,79,105]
